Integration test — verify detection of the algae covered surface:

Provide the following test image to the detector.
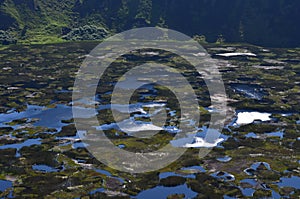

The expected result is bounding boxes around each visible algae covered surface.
[0,42,299,198]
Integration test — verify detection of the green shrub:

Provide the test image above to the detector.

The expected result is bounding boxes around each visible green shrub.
[0,30,17,45]
[62,25,108,41]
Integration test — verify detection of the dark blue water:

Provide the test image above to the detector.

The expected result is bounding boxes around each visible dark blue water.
[0,179,13,192]
[230,83,266,100]
[0,138,41,157]
[135,184,197,199]
[277,176,300,189]
[32,164,59,172]
[0,104,97,131]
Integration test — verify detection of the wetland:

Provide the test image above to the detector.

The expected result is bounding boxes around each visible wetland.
[0,41,299,198]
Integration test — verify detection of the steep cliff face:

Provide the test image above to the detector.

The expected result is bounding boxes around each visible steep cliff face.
[1,0,300,47]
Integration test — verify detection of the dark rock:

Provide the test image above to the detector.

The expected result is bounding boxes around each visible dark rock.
[160,176,186,187]
[56,124,77,137]
[167,193,185,199]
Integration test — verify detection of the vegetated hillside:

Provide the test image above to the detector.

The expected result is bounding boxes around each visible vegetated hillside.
[1,0,300,47]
